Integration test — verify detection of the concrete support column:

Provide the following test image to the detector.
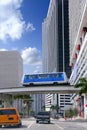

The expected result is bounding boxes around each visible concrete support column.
[84,94,87,119]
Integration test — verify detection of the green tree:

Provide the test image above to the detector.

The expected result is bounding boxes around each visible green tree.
[74,78,87,95]
[65,108,73,118]
[14,94,32,100]
[14,94,33,117]
[50,105,60,112]
[73,108,78,117]
[65,108,78,118]
[41,105,45,111]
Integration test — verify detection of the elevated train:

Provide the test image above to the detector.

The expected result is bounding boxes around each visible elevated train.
[23,72,68,85]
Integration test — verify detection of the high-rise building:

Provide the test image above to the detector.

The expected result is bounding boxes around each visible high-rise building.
[69,0,87,119]
[42,0,71,77]
[31,94,45,114]
[42,0,71,115]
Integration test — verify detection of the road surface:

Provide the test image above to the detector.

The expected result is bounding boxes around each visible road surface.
[1,117,87,130]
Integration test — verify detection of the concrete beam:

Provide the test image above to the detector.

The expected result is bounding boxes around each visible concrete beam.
[0,85,80,94]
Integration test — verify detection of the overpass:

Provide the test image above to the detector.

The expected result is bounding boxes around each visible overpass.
[0,83,80,95]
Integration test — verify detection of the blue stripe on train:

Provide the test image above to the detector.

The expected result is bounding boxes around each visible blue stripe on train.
[23,77,65,83]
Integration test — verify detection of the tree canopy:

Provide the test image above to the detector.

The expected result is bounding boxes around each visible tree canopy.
[74,78,87,95]
[50,105,60,111]
[14,94,32,100]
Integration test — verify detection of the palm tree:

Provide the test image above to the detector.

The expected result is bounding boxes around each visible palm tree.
[14,94,32,100]
[50,105,60,113]
[41,105,45,111]
[14,94,33,117]
[74,78,87,95]
[50,105,60,118]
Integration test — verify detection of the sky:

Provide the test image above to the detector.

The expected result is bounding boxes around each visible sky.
[0,0,50,74]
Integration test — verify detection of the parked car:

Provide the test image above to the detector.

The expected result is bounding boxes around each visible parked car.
[55,114,63,119]
[36,111,50,124]
[0,107,22,128]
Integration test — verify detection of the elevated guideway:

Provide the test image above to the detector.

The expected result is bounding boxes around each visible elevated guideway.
[0,83,80,95]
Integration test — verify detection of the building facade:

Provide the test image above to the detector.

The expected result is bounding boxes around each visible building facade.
[0,50,23,108]
[42,0,71,115]
[0,51,23,88]
[31,94,45,114]
[69,0,87,119]
[42,0,71,77]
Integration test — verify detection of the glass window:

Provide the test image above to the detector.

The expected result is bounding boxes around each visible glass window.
[25,75,29,79]
[39,74,48,78]
[38,112,50,115]
[29,75,38,79]
[0,109,16,115]
[58,73,63,78]
[49,74,57,77]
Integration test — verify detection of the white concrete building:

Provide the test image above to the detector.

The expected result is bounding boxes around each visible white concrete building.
[69,0,87,119]
[0,51,23,88]
[0,51,23,109]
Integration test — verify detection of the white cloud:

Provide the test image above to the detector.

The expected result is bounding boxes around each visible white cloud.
[0,48,18,51]
[26,22,36,32]
[21,47,42,65]
[0,0,35,42]
[0,47,42,74]
[0,48,7,51]
[33,65,42,74]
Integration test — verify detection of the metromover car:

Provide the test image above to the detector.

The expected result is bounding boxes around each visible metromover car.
[23,72,68,85]
[0,107,22,128]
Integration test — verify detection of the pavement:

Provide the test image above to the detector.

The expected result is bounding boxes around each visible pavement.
[21,117,87,128]
[21,117,35,128]
[64,117,87,128]
[65,117,87,122]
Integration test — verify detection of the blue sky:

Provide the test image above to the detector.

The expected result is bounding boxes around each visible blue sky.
[0,0,50,74]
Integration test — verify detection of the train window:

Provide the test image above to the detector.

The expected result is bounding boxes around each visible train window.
[39,74,48,78]
[58,73,63,78]
[25,75,29,79]
[53,74,57,77]
[49,74,57,77]
[29,75,38,79]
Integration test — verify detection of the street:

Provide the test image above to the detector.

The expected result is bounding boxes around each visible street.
[1,117,87,130]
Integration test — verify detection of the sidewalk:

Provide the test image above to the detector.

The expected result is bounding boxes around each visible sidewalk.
[63,117,87,128]
[65,117,87,122]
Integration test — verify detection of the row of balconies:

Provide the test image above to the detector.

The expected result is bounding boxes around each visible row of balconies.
[71,27,87,69]
[70,27,87,85]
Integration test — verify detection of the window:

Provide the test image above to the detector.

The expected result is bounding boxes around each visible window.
[57,73,63,78]
[0,109,16,115]
[29,75,38,79]
[49,74,57,78]
[25,75,29,79]
[39,74,48,78]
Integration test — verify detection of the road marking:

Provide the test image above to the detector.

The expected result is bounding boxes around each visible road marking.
[55,124,64,130]
[28,121,35,128]
[37,124,41,127]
